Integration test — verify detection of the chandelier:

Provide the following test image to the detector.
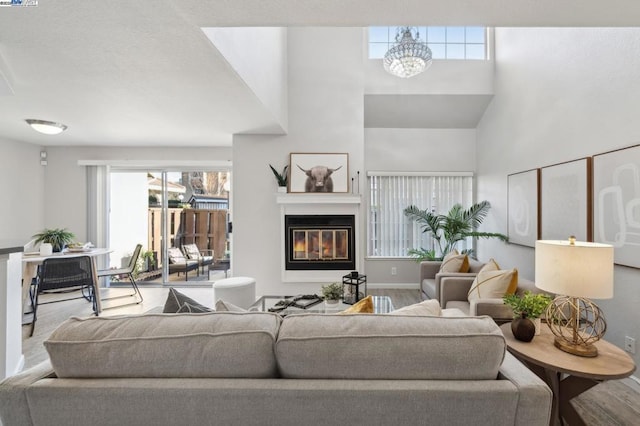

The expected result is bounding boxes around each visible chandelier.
[383,27,432,78]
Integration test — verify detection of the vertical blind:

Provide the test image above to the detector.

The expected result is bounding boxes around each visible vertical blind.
[367,173,474,257]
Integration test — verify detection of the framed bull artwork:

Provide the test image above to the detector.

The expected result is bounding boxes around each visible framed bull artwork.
[289,153,349,193]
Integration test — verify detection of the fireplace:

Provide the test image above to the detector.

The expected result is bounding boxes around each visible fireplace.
[285,215,356,271]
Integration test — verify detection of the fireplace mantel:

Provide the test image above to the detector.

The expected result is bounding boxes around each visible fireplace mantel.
[276,193,361,205]
[277,194,362,283]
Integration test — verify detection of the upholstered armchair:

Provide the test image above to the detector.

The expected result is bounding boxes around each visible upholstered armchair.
[439,276,551,323]
[419,257,486,301]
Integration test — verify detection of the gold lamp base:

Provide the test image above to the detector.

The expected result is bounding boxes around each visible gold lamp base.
[546,295,607,358]
[553,337,598,357]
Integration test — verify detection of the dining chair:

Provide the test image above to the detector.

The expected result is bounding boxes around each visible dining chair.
[29,255,98,337]
[97,244,144,309]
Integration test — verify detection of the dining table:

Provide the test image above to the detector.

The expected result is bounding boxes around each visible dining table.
[21,248,112,315]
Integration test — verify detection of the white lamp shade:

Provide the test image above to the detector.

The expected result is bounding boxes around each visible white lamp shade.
[535,240,614,299]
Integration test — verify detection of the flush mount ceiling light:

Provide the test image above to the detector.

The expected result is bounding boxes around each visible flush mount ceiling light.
[383,27,432,78]
[25,119,68,135]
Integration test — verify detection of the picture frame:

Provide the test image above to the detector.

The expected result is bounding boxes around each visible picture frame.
[593,144,640,268]
[507,169,540,247]
[289,153,349,193]
[540,158,592,241]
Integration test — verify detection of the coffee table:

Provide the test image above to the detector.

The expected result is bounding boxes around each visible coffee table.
[250,295,394,315]
[500,323,636,426]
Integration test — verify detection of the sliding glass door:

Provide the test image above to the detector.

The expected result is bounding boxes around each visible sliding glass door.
[107,169,230,285]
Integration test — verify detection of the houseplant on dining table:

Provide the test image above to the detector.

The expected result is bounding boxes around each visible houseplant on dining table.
[32,228,75,253]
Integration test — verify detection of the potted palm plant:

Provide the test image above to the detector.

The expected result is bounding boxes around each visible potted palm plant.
[503,291,553,341]
[321,282,343,305]
[404,201,508,261]
[32,228,75,253]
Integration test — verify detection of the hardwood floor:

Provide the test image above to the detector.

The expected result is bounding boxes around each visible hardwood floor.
[20,286,639,425]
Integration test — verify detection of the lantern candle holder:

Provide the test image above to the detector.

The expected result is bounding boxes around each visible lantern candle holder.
[342,273,367,305]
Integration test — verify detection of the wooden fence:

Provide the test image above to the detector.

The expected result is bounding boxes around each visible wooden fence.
[148,208,228,266]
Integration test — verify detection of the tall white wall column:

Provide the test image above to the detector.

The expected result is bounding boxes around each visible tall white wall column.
[0,244,24,379]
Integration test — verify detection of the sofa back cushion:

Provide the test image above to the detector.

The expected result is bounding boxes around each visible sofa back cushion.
[44,312,281,378]
[468,258,490,273]
[276,315,505,380]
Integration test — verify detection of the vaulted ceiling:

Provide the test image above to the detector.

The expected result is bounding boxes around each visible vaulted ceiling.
[1,0,639,147]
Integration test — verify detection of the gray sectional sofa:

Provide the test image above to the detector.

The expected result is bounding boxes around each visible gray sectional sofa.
[0,311,551,426]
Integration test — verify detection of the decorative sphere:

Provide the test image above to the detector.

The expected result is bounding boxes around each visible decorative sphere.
[546,296,607,346]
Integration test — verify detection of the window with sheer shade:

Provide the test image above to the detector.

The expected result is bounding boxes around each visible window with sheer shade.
[367,173,474,257]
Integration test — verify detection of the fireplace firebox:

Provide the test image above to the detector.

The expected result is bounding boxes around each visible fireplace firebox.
[285,215,356,271]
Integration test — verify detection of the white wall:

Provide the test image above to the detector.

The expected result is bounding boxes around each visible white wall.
[365,128,476,171]
[0,139,44,244]
[203,27,288,133]
[109,172,148,268]
[476,28,640,366]
[232,28,364,296]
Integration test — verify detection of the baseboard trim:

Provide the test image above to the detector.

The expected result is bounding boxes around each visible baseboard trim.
[367,283,419,290]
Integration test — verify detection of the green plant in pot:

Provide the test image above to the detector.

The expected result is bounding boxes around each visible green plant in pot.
[269,164,288,191]
[404,201,508,261]
[503,291,553,342]
[32,228,75,253]
[321,282,343,305]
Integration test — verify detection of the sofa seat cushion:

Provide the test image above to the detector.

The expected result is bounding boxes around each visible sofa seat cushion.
[276,315,505,380]
[445,300,471,315]
[44,312,282,379]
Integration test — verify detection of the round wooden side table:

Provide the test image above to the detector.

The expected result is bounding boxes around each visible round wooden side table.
[500,323,636,426]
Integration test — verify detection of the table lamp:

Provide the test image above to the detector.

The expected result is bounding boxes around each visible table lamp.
[535,237,614,357]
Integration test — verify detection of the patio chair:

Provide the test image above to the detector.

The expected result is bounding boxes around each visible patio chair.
[97,244,144,309]
[29,256,98,337]
[182,243,214,274]
[167,247,199,281]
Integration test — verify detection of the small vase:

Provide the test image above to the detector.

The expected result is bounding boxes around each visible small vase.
[511,314,536,342]
[325,299,339,306]
[277,186,287,193]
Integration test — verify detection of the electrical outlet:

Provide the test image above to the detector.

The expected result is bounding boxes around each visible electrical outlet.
[391,267,397,276]
[625,336,636,354]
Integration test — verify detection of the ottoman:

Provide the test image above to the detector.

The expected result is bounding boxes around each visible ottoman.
[212,276,256,309]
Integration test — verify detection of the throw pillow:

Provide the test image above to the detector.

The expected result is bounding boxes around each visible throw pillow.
[182,244,200,260]
[340,295,374,314]
[177,301,212,313]
[468,268,518,301]
[163,287,211,313]
[215,299,247,312]
[439,250,470,273]
[481,258,500,272]
[388,299,442,316]
[167,247,186,264]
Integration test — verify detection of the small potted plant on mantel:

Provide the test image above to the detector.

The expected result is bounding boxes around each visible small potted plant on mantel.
[503,291,553,342]
[269,164,288,193]
[321,282,343,306]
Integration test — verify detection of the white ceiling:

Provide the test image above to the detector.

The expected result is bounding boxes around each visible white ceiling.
[1,0,639,147]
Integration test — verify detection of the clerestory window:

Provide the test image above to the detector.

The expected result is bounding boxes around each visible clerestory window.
[368,26,487,60]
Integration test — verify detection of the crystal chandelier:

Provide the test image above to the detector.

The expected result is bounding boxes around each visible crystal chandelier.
[383,27,432,78]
